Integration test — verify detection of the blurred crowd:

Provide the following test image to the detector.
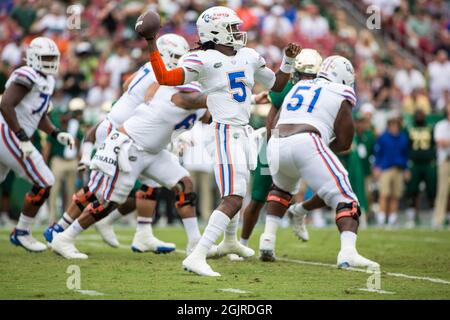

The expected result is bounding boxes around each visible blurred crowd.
[0,0,449,229]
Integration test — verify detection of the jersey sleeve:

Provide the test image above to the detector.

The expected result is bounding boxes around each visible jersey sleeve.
[9,66,37,89]
[339,85,357,106]
[175,82,202,93]
[181,52,204,84]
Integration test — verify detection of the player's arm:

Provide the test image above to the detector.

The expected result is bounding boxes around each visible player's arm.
[200,110,212,124]
[265,105,279,139]
[171,91,207,110]
[144,82,160,102]
[122,71,138,92]
[38,115,75,149]
[0,82,30,135]
[329,100,354,153]
[146,39,188,86]
[254,44,301,92]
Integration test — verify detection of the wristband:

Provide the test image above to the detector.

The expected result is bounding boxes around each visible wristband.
[251,94,257,105]
[280,54,295,74]
[15,128,29,141]
[50,129,61,139]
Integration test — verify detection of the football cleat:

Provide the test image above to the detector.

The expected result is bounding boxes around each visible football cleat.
[95,219,119,248]
[337,248,379,269]
[131,231,175,253]
[43,223,64,244]
[51,233,88,259]
[259,233,276,262]
[288,204,309,241]
[182,255,220,277]
[10,229,47,252]
[216,240,255,258]
[186,240,219,258]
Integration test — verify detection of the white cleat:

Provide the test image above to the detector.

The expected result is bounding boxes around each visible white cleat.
[216,240,255,258]
[186,240,218,258]
[182,255,220,277]
[131,231,176,254]
[337,249,379,269]
[288,204,309,241]
[10,229,47,252]
[95,220,119,248]
[51,233,88,259]
[259,233,276,262]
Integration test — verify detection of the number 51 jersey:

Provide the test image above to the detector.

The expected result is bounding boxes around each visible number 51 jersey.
[181,48,266,126]
[277,78,357,145]
[0,66,55,137]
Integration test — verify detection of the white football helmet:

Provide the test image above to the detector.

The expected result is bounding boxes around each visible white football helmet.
[196,6,247,50]
[26,37,60,75]
[157,34,189,69]
[294,49,323,75]
[317,55,355,87]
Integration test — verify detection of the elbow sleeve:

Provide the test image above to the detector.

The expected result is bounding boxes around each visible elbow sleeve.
[149,52,184,86]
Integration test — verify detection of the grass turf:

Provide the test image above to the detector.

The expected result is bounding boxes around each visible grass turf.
[0,226,449,299]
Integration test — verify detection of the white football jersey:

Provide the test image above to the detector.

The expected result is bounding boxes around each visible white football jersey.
[123,83,207,153]
[107,62,156,127]
[277,78,357,145]
[0,66,55,137]
[181,48,273,126]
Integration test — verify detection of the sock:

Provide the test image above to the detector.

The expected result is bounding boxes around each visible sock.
[57,212,74,230]
[240,238,248,246]
[136,216,153,235]
[16,213,34,231]
[223,213,239,242]
[340,231,357,251]
[376,212,386,225]
[106,209,123,224]
[65,220,84,239]
[388,212,398,225]
[406,208,415,222]
[194,210,230,257]
[264,215,281,236]
[182,217,201,243]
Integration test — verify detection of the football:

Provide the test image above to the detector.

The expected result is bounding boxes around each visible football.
[135,9,161,40]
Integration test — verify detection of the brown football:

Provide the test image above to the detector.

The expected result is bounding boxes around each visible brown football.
[135,9,161,40]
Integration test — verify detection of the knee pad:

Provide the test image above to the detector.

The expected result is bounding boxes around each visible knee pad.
[25,186,51,206]
[335,201,361,222]
[135,185,160,201]
[175,191,197,208]
[87,201,115,222]
[73,186,98,212]
[266,185,292,208]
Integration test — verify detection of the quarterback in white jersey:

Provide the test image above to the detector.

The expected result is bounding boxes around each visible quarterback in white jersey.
[143,6,301,276]
[0,37,74,252]
[266,56,379,269]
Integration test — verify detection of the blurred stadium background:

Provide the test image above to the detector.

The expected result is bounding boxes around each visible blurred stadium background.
[0,0,450,230]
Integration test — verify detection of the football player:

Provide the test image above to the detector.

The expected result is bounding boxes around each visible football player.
[50,77,210,259]
[0,37,74,252]
[239,49,323,254]
[264,56,379,268]
[44,34,193,253]
[141,6,301,276]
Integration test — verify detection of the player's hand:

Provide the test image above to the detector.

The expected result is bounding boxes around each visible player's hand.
[403,170,411,182]
[285,43,302,58]
[373,167,381,180]
[254,91,270,104]
[57,132,75,149]
[19,140,34,159]
[77,158,90,172]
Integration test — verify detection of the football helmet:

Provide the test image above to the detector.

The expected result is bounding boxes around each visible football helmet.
[317,55,355,87]
[157,33,189,69]
[26,37,60,75]
[196,6,247,50]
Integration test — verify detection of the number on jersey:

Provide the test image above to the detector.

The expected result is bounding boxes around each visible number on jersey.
[228,71,247,103]
[286,86,322,113]
[174,113,197,130]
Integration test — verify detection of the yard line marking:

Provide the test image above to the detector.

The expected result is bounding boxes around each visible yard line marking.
[357,288,395,295]
[75,289,105,296]
[278,257,450,285]
[219,288,251,294]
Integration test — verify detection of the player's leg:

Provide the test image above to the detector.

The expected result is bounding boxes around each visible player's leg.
[303,134,378,268]
[387,168,403,227]
[376,169,392,226]
[0,129,54,251]
[130,183,176,253]
[289,192,325,241]
[183,124,254,276]
[405,164,420,228]
[240,155,272,245]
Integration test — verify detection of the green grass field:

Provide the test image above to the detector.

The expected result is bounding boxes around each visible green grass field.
[1,226,449,300]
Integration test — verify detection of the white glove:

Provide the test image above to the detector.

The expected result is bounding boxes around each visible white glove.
[56,132,75,149]
[19,140,34,159]
[78,141,94,172]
